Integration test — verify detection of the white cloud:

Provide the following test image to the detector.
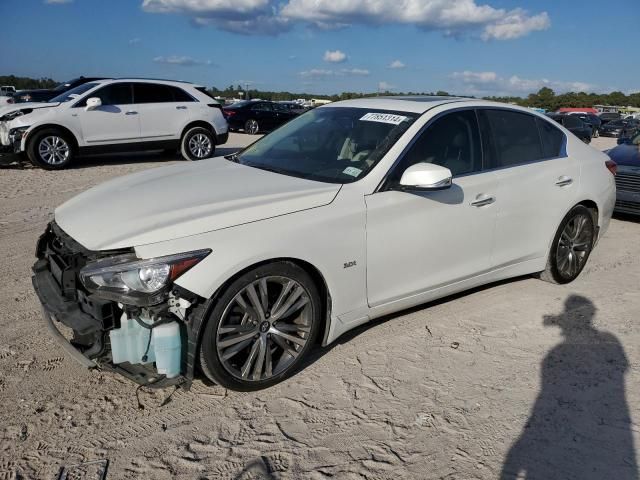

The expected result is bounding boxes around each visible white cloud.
[153,55,212,66]
[299,69,334,79]
[341,68,370,76]
[281,0,550,40]
[481,9,550,40]
[142,0,289,35]
[378,81,396,91]
[323,50,347,63]
[141,0,550,40]
[44,0,73,4]
[129,38,142,45]
[299,67,370,78]
[450,70,596,96]
[388,60,406,69]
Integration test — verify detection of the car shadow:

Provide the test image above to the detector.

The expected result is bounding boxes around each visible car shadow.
[500,295,638,479]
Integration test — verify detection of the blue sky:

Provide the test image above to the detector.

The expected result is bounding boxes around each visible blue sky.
[1,0,638,96]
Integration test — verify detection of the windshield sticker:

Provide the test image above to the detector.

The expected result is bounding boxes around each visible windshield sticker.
[360,112,408,125]
[343,166,363,177]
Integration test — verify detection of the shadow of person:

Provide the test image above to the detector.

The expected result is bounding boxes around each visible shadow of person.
[501,295,638,480]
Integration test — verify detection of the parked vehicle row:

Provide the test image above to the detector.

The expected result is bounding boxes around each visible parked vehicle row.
[0,78,229,169]
[546,113,593,143]
[222,100,301,134]
[31,96,616,391]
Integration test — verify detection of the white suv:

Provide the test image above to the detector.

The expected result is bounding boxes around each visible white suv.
[0,79,229,169]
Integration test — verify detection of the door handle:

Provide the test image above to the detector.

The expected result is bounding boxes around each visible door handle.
[555,176,573,187]
[125,111,138,115]
[176,106,187,110]
[470,194,495,207]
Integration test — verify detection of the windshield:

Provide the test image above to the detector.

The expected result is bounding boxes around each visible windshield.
[236,107,418,183]
[49,82,99,103]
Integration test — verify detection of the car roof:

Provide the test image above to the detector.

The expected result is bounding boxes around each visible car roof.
[88,78,203,88]
[325,96,552,115]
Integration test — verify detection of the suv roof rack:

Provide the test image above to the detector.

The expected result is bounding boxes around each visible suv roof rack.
[116,77,194,84]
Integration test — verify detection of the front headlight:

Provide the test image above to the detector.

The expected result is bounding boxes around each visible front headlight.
[9,126,29,143]
[79,249,210,306]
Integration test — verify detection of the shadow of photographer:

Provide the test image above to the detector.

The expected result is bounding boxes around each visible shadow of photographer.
[501,295,638,479]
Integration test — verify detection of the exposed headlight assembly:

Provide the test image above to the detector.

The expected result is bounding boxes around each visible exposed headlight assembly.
[79,249,210,306]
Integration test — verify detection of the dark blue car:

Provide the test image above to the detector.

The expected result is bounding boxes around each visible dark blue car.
[607,131,640,215]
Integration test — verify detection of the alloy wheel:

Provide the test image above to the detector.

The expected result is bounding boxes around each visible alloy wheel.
[38,136,70,165]
[246,120,259,135]
[556,213,593,280]
[188,133,212,158]
[216,276,313,382]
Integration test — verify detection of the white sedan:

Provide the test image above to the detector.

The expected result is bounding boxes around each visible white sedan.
[32,97,616,391]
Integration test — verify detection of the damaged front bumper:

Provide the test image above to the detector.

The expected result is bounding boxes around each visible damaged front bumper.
[31,223,209,390]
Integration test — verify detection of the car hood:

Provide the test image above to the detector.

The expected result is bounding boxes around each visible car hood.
[55,158,341,250]
[608,144,640,167]
[0,102,60,120]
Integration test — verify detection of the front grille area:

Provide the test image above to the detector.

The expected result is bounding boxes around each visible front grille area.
[615,200,640,213]
[615,172,640,193]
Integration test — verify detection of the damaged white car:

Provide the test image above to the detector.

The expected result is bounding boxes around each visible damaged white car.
[32,97,616,391]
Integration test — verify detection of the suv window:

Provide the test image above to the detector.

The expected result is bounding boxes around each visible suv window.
[79,83,133,106]
[482,109,543,168]
[536,118,565,158]
[392,109,482,180]
[133,83,174,103]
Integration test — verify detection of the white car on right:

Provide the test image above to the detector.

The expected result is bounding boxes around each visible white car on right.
[32,96,616,391]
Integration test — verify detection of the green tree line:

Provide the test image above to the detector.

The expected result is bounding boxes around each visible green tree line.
[0,75,57,90]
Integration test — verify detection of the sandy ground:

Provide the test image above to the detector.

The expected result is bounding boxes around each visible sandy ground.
[1,134,639,479]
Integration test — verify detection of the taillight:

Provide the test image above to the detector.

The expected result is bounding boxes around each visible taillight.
[223,110,236,117]
[605,159,617,176]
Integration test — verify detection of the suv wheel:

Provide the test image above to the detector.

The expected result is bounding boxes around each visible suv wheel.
[245,119,260,135]
[27,129,74,170]
[199,262,322,391]
[180,127,215,160]
[539,205,595,284]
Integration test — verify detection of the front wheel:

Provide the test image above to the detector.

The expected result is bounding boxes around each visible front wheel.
[27,129,75,170]
[199,262,322,391]
[180,127,215,160]
[539,206,595,284]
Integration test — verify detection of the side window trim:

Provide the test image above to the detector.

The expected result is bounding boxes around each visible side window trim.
[378,106,485,191]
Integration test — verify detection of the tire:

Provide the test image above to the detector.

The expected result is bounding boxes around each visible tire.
[539,205,596,284]
[180,127,215,161]
[199,262,322,391]
[26,128,75,170]
[244,119,260,135]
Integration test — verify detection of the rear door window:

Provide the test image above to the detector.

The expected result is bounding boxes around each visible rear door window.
[133,83,174,103]
[169,86,195,102]
[481,109,544,168]
[563,116,582,129]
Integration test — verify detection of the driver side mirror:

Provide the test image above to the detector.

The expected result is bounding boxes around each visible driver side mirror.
[85,97,102,111]
[399,163,452,191]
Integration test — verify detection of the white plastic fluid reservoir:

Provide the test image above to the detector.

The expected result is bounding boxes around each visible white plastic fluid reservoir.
[110,314,155,365]
[152,322,182,378]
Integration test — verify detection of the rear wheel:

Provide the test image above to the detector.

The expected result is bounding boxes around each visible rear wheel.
[539,206,595,284]
[180,127,215,160]
[244,119,260,135]
[199,262,321,391]
[27,128,75,170]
